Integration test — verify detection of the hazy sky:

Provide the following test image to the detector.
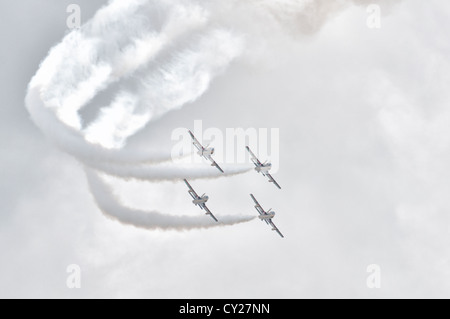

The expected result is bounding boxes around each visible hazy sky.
[1,0,450,298]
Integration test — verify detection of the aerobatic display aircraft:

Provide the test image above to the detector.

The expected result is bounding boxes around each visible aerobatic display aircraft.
[184,179,218,222]
[250,194,284,238]
[189,130,224,173]
[246,146,281,189]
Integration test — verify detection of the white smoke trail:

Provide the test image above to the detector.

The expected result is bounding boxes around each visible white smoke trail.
[85,159,251,182]
[85,169,255,231]
[33,0,210,130]
[84,28,243,149]
[26,0,217,163]
[28,0,380,231]
[25,0,251,231]
[26,86,174,164]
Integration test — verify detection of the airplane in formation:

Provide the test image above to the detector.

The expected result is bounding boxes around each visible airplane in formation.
[189,130,224,173]
[246,146,281,189]
[183,179,218,222]
[250,194,284,238]
[182,136,285,236]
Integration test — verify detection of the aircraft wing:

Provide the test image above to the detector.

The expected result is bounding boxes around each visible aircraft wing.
[189,130,204,153]
[246,146,262,166]
[268,219,284,238]
[184,179,199,199]
[250,194,266,216]
[211,160,224,173]
[266,173,281,190]
[202,204,218,222]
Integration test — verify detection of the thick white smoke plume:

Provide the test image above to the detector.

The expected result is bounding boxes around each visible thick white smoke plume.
[86,160,251,183]
[25,0,255,231]
[27,0,396,230]
[85,169,254,231]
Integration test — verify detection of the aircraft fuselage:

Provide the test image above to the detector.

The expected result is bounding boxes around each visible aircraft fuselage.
[255,163,272,173]
[198,148,214,157]
[259,212,275,220]
[193,196,209,205]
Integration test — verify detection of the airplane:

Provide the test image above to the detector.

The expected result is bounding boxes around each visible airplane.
[246,146,281,189]
[250,194,284,238]
[189,130,224,173]
[184,179,218,222]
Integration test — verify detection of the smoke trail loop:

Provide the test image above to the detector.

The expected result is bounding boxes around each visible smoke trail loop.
[26,0,253,231]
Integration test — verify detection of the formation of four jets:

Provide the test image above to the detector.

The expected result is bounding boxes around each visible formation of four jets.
[184,130,284,238]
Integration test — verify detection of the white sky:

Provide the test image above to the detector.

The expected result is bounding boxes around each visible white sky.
[1,0,450,298]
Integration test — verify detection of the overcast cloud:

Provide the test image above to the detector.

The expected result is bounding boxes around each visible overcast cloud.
[1,0,450,298]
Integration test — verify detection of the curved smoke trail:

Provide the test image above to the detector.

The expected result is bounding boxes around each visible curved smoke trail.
[27,0,384,230]
[25,0,252,231]
[85,169,254,231]
[84,159,251,182]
